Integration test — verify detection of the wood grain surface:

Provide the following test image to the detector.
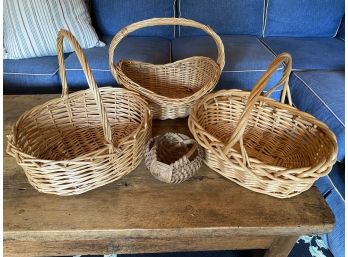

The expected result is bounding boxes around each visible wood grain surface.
[3,95,335,257]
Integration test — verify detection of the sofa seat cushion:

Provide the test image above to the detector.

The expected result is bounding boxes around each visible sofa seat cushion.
[4,56,61,94]
[315,162,345,257]
[289,71,345,161]
[64,36,171,90]
[337,15,345,41]
[172,35,284,100]
[261,37,344,70]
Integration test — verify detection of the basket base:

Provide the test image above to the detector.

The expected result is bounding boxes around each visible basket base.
[204,152,318,199]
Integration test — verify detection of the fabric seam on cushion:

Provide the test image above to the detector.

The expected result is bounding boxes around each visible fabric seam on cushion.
[66,68,283,72]
[326,174,345,202]
[333,15,344,38]
[178,0,181,37]
[173,0,176,38]
[293,72,345,127]
[4,69,59,76]
[66,68,111,72]
[222,68,282,73]
[257,38,277,56]
[262,0,269,37]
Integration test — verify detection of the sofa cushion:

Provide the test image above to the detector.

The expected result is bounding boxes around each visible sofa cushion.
[315,162,345,257]
[178,0,264,36]
[90,0,175,38]
[337,15,345,41]
[261,37,344,70]
[263,0,344,37]
[4,56,61,94]
[172,35,284,100]
[64,36,171,89]
[289,71,345,161]
[4,0,104,59]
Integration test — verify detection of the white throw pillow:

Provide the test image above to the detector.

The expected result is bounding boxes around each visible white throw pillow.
[4,0,104,59]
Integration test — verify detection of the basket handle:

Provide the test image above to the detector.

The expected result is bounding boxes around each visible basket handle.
[57,29,114,149]
[223,53,292,155]
[109,17,225,79]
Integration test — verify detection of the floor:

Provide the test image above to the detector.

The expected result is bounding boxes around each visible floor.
[67,235,334,257]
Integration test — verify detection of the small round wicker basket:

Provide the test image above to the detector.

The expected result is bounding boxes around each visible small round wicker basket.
[145,133,204,183]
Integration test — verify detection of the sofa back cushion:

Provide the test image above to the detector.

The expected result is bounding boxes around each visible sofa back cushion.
[178,0,264,36]
[264,0,344,37]
[91,0,175,38]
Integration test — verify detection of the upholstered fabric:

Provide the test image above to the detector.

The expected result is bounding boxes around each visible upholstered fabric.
[261,37,345,70]
[337,15,345,40]
[90,0,175,38]
[4,0,104,59]
[4,56,61,93]
[263,0,344,37]
[289,71,345,162]
[177,0,264,36]
[64,36,171,88]
[316,162,345,257]
[172,35,284,100]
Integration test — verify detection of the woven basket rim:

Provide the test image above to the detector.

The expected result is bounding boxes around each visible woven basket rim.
[115,56,221,103]
[189,89,338,171]
[8,87,150,164]
[148,133,203,168]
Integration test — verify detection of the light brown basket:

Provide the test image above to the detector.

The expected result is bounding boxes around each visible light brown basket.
[6,29,152,196]
[109,18,225,120]
[145,133,204,183]
[188,53,338,198]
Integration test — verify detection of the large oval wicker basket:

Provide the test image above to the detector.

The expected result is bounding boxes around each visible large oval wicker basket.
[188,53,338,198]
[109,18,225,120]
[6,30,152,196]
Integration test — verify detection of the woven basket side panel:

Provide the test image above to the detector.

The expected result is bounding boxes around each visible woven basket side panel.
[195,94,335,169]
[14,91,147,161]
[145,134,203,184]
[120,59,219,98]
[189,92,337,198]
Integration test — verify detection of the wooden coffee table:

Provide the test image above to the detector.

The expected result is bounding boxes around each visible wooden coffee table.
[4,95,335,257]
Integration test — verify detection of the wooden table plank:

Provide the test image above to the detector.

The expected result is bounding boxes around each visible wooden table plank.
[3,95,335,257]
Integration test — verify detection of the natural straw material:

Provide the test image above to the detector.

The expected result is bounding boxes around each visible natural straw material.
[189,53,337,198]
[145,133,204,183]
[7,29,151,196]
[109,18,225,120]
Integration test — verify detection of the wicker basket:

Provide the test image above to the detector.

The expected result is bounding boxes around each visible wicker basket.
[6,29,152,196]
[145,133,204,183]
[109,18,225,120]
[188,53,338,198]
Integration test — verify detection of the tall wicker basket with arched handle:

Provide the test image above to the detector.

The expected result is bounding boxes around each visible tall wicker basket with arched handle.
[109,18,225,120]
[7,29,152,196]
[189,53,337,198]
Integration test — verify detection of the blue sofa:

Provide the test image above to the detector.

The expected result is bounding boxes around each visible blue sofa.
[4,0,345,256]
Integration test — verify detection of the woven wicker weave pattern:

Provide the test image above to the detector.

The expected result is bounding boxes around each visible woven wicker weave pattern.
[6,30,152,196]
[189,53,338,198]
[109,18,225,120]
[145,133,204,183]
